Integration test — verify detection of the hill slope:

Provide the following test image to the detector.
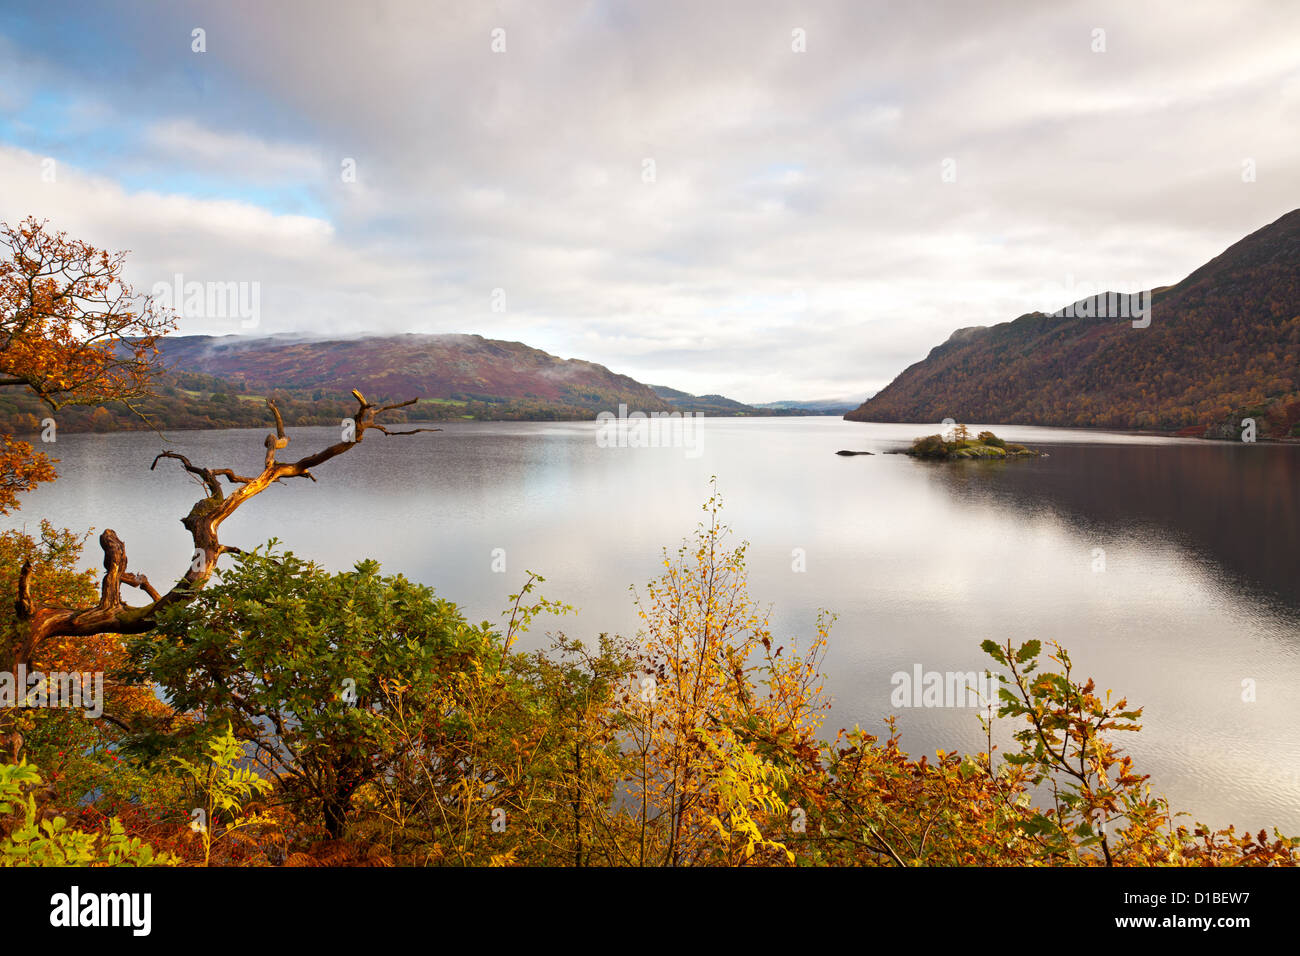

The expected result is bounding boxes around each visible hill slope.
[1,332,834,433]
[847,209,1300,436]
[157,333,673,414]
[651,385,763,415]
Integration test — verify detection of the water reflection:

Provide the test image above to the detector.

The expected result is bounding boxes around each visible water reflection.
[924,440,1300,617]
[4,418,1297,832]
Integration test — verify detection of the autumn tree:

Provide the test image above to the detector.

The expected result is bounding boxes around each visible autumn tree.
[618,483,830,866]
[0,217,176,512]
[793,640,1299,867]
[0,522,171,764]
[349,578,632,866]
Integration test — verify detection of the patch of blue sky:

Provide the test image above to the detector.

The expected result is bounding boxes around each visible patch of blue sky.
[113,169,332,221]
[0,93,330,222]
[0,88,117,142]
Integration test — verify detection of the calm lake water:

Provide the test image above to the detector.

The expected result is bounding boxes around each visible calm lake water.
[7,417,1299,833]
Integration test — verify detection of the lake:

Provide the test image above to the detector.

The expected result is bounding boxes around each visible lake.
[7,416,1299,833]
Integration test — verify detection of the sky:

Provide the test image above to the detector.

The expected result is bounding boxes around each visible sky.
[0,0,1296,403]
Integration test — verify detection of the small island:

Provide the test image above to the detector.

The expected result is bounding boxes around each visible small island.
[906,426,1041,461]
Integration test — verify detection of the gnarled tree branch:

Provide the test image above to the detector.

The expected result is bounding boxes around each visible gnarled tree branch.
[5,391,438,672]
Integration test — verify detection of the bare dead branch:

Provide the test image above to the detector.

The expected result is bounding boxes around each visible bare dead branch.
[372,425,442,437]
[4,392,435,670]
[152,451,223,499]
[264,398,290,468]
[120,571,162,603]
[210,468,258,485]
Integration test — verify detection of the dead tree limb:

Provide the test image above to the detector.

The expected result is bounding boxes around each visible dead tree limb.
[5,391,440,673]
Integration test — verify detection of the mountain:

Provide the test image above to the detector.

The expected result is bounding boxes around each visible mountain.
[0,330,845,435]
[754,397,865,415]
[650,386,762,415]
[847,209,1300,438]
[650,386,852,416]
[157,333,672,415]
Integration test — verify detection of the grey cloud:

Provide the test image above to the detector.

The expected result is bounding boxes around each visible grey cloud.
[1,0,1296,402]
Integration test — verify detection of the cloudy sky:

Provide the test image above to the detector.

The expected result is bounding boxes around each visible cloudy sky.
[1,1,1296,402]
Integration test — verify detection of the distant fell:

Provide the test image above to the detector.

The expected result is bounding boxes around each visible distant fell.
[159,332,669,414]
[847,209,1300,438]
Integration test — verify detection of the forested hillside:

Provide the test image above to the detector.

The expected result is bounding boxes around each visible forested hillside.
[847,210,1300,437]
[0,335,797,433]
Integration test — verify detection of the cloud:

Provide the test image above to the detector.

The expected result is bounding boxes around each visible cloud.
[0,0,1297,401]
[144,119,327,184]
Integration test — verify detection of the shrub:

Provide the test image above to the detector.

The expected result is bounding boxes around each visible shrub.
[0,761,176,866]
[123,544,501,839]
[909,434,949,458]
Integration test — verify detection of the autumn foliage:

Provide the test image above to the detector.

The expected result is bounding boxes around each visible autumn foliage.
[0,223,1294,868]
[8,488,1293,868]
[0,217,174,513]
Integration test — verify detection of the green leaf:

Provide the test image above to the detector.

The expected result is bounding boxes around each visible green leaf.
[1014,640,1042,664]
[981,640,1007,665]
